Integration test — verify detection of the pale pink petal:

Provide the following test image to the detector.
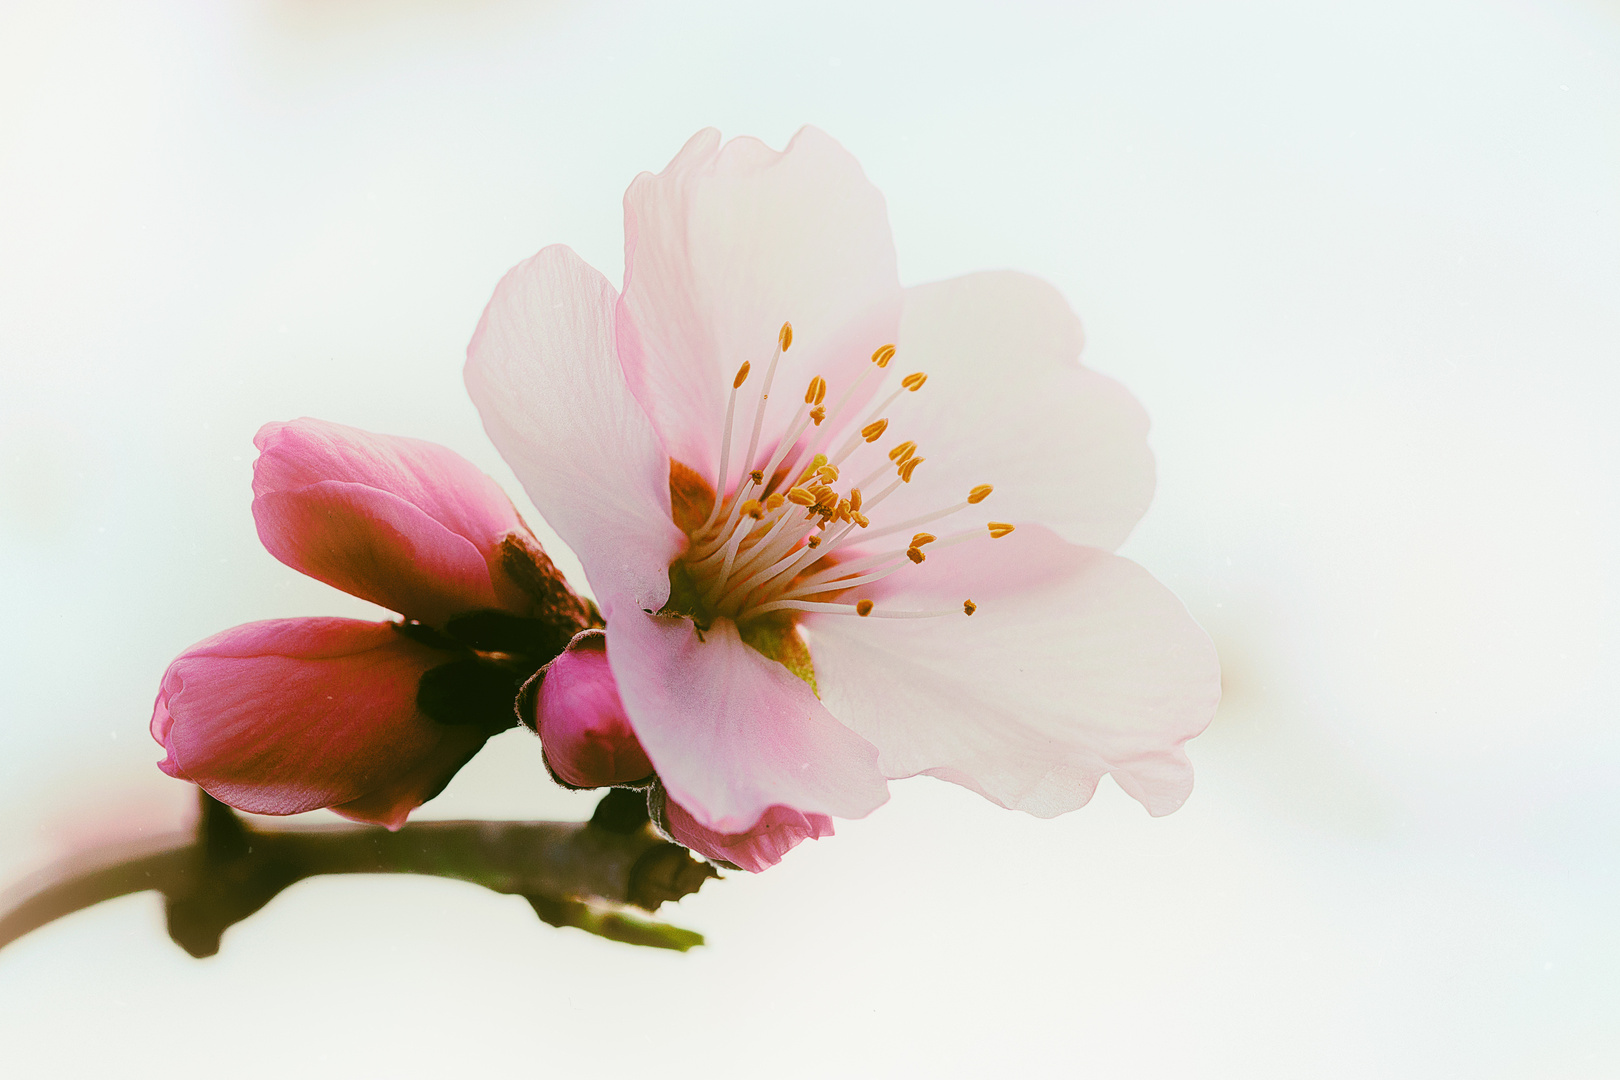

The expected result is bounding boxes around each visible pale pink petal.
[530,635,653,788]
[617,127,902,484]
[253,418,532,617]
[254,482,500,627]
[662,797,833,874]
[466,244,684,619]
[801,525,1220,817]
[152,617,486,828]
[605,609,889,833]
[847,272,1155,552]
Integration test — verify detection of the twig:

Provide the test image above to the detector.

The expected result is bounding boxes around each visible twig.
[0,790,716,958]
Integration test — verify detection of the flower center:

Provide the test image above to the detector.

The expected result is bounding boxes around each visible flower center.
[670,322,1012,627]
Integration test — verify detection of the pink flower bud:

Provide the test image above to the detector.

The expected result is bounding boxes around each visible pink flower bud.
[152,617,487,829]
[530,633,653,789]
[251,417,533,625]
[662,796,833,874]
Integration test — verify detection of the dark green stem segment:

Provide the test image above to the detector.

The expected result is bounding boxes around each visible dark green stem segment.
[0,791,717,958]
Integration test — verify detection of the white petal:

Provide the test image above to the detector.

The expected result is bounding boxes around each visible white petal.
[862,271,1155,552]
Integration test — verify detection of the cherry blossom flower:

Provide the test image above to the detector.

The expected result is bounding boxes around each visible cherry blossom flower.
[152,418,592,828]
[466,128,1221,870]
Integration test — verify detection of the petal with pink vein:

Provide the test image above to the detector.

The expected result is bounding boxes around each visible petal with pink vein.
[801,524,1220,817]
[605,609,889,834]
[466,244,684,620]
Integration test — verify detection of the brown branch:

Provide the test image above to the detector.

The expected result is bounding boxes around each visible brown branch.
[0,790,717,958]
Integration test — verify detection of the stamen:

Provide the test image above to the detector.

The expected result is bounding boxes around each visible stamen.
[779,322,793,350]
[805,376,826,405]
[849,488,863,512]
[856,599,874,617]
[746,598,969,619]
[963,599,977,616]
[733,362,751,389]
[906,547,926,564]
[765,492,786,511]
[815,464,840,483]
[988,522,1015,539]
[787,487,815,506]
[740,499,764,519]
[810,406,826,425]
[861,418,889,442]
[910,532,937,548]
[898,456,925,482]
[872,344,896,368]
[888,441,916,464]
[901,371,928,391]
[968,484,993,504]
[750,469,764,484]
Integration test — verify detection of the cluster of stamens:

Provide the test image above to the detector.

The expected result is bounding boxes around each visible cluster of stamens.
[678,322,1015,623]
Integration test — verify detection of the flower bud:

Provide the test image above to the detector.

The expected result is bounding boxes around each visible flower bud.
[530,632,653,788]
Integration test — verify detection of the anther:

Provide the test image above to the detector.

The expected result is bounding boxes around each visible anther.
[787,487,815,506]
[861,418,889,442]
[733,361,751,389]
[871,344,896,368]
[810,406,826,425]
[856,599,874,617]
[888,441,916,464]
[740,499,764,519]
[764,492,786,511]
[805,376,827,405]
[963,599,977,616]
[910,532,937,548]
[815,464,839,483]
[750,469,764,484]
[987,522,1015,538]
[967,484,993,504]
[849,488,863,512]
[898,456,925,483]
[851,511,870,528]
[798,454,829,483]
[906,547,926,564]
[807,535,822,548]
[779,322,793,350]
[901,372,928,392]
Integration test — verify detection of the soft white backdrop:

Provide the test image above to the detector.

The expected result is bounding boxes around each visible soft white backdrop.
[2,1,1616,1076]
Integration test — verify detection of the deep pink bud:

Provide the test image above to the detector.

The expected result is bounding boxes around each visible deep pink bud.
[662,797,834,874]
[251,417,533,625]
[531,632,652,788]
[152,617,486,829]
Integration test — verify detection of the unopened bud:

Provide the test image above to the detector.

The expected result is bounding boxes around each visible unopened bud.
[526,631,652,789]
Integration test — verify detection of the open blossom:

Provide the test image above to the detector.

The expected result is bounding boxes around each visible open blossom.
[467,127,1221,870]
[152,418,588,828]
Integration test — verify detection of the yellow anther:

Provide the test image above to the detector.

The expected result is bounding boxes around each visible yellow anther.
[901,371,928,392]
[786,487,816,506]
[740,498,764,519]
[807,535,822,548]
[779,322,793,350]
[764,492,786,511]
[861,418,889,442]
[871,344,896,368]
[910,532,937,548]
[805,376,827,405]
[851,511,870,528]
[815,464,839,483]
[733,361,751,389]
[987,522,1015,539]
[963,599,977,616]
[798,454,829,482]
[835,499,851,523]
[815,488,839,510]
[848,487,863,512]
[967,484,993,504]
[856,599,874,617]
[809,405,826,425]
[898,456,925,483]
[888,440,916,464]
[906,547,926,564]
[749,469,764,484]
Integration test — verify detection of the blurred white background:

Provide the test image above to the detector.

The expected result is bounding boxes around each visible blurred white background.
[2,0,1617,1076]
